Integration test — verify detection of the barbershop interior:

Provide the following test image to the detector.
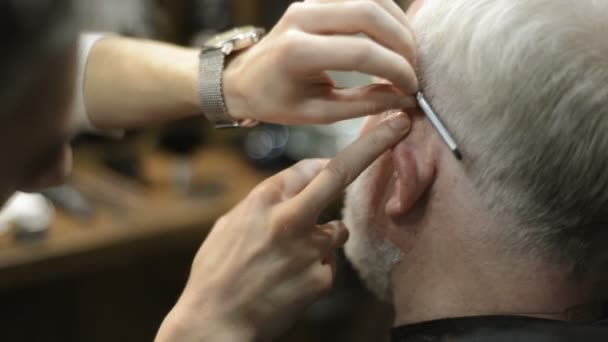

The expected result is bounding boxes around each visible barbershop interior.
[2,0,608,341]
[0,0,394,341]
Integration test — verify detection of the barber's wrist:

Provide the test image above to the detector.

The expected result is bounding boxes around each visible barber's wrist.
[222,52,251,121]
[157,294,257,342]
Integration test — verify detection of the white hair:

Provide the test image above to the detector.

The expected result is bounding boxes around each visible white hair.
[343,160,403,302]
[414,0,608,270]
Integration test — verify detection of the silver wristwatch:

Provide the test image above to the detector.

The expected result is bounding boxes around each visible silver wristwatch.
[199,26,266,128]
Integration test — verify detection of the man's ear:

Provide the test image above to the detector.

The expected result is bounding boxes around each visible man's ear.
[385,116,437,220]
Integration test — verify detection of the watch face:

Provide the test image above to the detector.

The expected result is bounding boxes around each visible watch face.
[205,26,264,50]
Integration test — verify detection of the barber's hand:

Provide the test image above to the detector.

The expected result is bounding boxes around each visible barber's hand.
[224,0,418,125]
[156,112,412,342]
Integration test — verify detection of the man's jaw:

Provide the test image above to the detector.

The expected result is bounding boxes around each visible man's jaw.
[343,153,403,303]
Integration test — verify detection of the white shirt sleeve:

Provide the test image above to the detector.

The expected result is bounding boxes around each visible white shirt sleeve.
[70,32,120,135]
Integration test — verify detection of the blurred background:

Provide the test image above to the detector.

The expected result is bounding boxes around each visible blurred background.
[0,0,398,341]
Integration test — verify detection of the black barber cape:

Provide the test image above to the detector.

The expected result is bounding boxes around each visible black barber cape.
[390,316,608,342]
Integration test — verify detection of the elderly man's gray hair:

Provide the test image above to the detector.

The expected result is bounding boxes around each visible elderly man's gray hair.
[414,0,608,272]
[0,0,77,118]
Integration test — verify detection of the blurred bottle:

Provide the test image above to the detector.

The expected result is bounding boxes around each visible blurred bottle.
[158,118,206,193]
[243,124,293,171]
[0,193,54,242]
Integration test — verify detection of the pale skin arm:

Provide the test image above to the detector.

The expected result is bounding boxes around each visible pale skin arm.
[83,0,418,130]
[84,38,201,129]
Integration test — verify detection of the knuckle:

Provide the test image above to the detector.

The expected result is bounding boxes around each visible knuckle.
[355,1,383,25]
[293,158,322,175]
[296,103,319,121]
[249,185,267,200]
[251,180,282,200]
[283,2,305,24]
[268,209,293,239]
[352,41,374,66]
[214,214,229,227]
[277,30,306,60]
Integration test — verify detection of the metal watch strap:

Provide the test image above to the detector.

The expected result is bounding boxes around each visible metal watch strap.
[199,49,238,128]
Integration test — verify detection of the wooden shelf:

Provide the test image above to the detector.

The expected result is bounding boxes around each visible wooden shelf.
[0,147,262,289]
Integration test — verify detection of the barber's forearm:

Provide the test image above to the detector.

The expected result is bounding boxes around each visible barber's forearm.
[84,37,201,129]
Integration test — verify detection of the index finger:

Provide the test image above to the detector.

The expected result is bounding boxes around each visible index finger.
[308,0,411,30]
[302,0,416,62]
[292,111,412,214]
[292,34,418,93]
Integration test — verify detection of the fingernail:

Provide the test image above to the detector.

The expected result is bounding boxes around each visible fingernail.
[388,112,411,132]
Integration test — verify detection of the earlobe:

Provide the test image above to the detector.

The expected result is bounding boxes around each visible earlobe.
[385,137,436,220]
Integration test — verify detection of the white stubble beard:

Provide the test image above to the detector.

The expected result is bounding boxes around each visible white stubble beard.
[343,157,403,303]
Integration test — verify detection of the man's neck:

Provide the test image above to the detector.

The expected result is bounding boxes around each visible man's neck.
[385,158,596,326]
[390,242,587,326]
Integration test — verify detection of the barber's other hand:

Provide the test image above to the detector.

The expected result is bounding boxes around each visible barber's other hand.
[224,0,418,125]
[156,112,412,342]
